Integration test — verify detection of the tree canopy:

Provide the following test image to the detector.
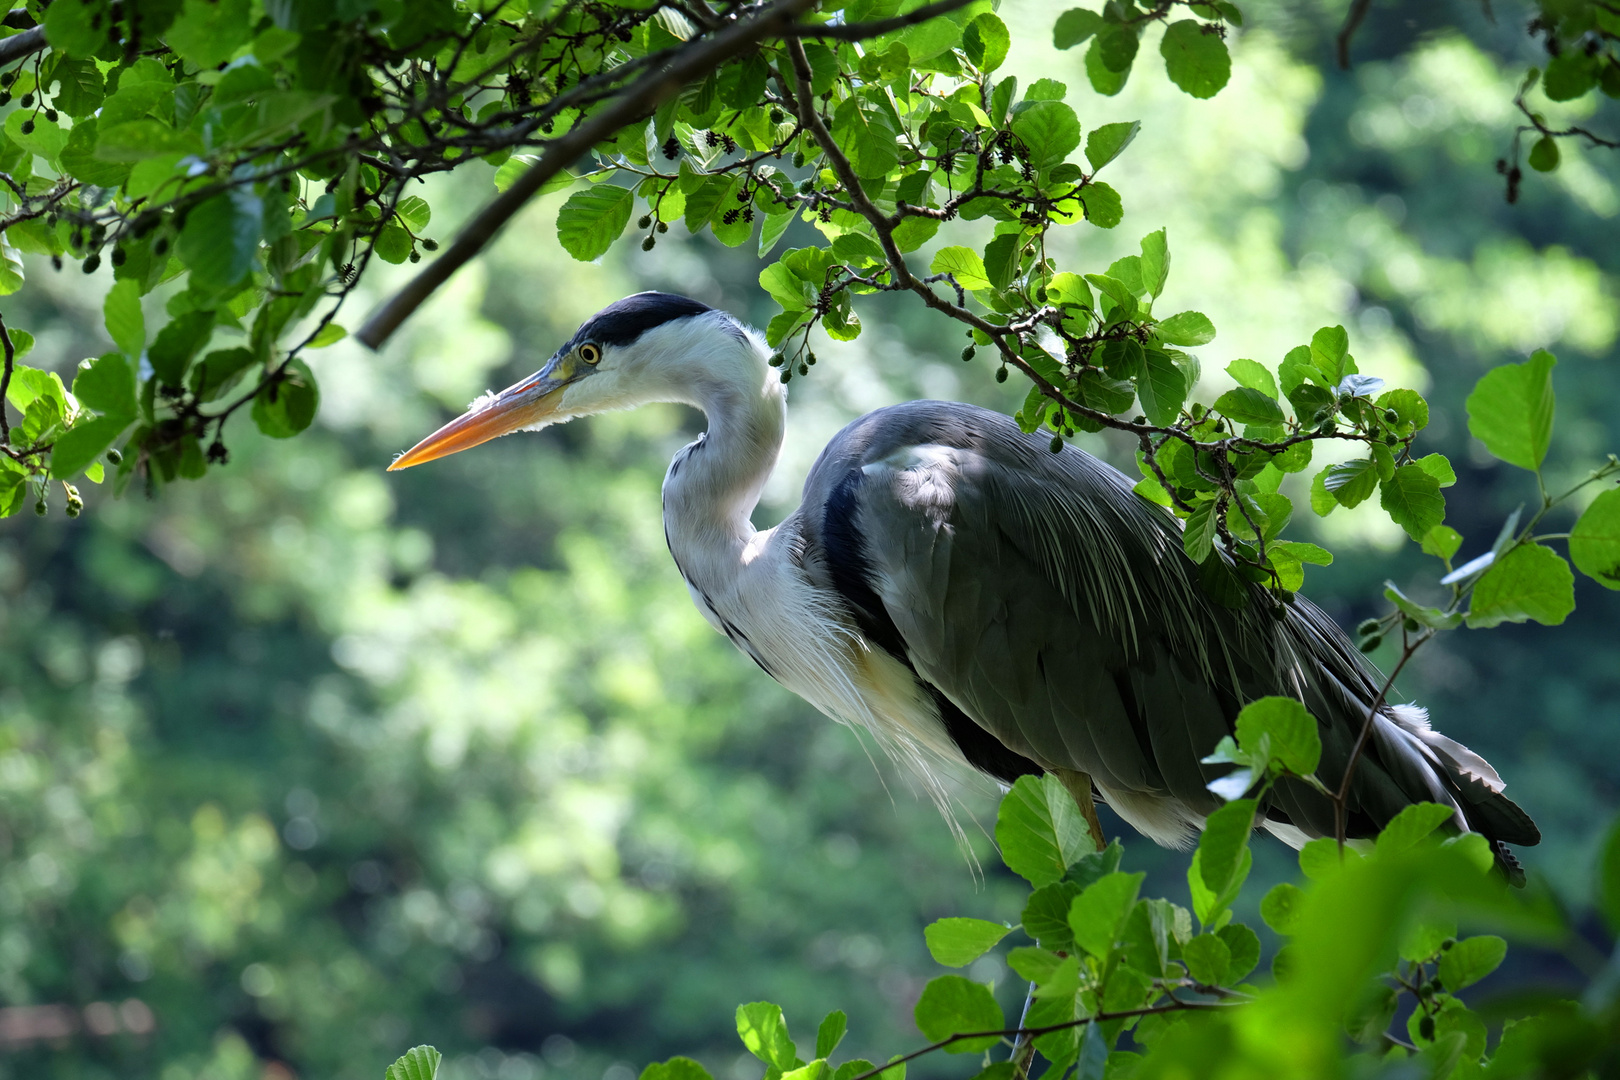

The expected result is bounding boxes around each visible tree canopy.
[1,0,1619,1078]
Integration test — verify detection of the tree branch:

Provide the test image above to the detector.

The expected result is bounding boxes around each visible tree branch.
[0,311,14,447]
[357,0,822,350]
[0,26,45,69]
[782,0,973,40]
[840,1000,1229,1080]
[1335,0,1374,69]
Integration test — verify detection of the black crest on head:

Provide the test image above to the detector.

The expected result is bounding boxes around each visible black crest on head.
[569,292,714,349]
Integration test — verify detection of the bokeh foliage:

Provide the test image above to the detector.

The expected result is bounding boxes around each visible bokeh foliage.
[0,1,1617,1079]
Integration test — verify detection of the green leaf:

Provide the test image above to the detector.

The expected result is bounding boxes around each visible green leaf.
[1259,883,1304,935]
[760,262,811,311]
[1084,121,1141,172]
[1138,228,1169,297]
[1155,311,1215,347]
[1570,488,1620,590]
[556,184,635,262]
[94,119,204,161]
[1377,388,1430,431]
[1466,543,1576,628]
[1379,465,1446,541]
[1375,803,1455,855]
[1021,882,1081,950]
[1383,583,1462,631]
[913,976,1003,1053]
[930,246,992,292]
[1068,871,1144,958]
[1198,798,1255,896]
[308,323,347,349]
[251,359,320,439]
[1235,696,1320,776]
[924,918,1011,967]
[1182,500,1217,564]
[50,416,130,480]
[832,95,901,179]
[44,0,106,57]
[641,1059,713,1080]
[1213,388,1282,427]
[963,13,1010,72]
[5,111,68,162]
[1085,38,1130,96]
[1527,136,1560,172]
[1159,20,1231,99]
[494,156,574,196]
[1078,181,1123,227]
[0,238,23,296]
[983,233,1019,292]
[1598,818,1620,936]
[72,353,137,419]
[1437,936,1507,992]
[737,1002,796,1069]
[1465,350,1557,472]
[816,1011,847,1061]
[148,310,216,386]
[385,1046,442,1080]
[1422,525,1464,562]
[1136,348,1187,426]
[996,774,1096,886]
[1323,459,1378,508]
[102,279,145,359]
[1181,933,1230,985]
[1226,359,1277,400]
[1310,325,1350,385]
[1414,453,1455,488]
[1012,100,1082,173]
[179,189,263,287]
[1053,8,1104,50]
[1217,923,1260,981]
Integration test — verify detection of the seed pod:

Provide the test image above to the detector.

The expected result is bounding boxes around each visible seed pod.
[641,236,655,251]
[780,368,792,383]
[408,250,421,262]
[110,246,127,267]
[656,222,668,233]
[422,238,439,251]
[767,352,785,367]
[1403,617,1420,634]
[1418,1016,1434,1042]
[637,214,652,229]
[806,352,817,366]
[1315,419,1335,435]
[961,345,976,361]
[106,448,123,465]
[995,366,1008,383]
[83,253,101,274]
[44,108,57,122]
[1049,435,1062,453]
[1384,408,1399,423]
[20,119,34,135]
[20,93,32,108]
[1358,634,1383,654]
[1356,618,1381,636]
[34,497,46,516]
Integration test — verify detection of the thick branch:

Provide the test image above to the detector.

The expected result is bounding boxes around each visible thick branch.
[783,0,973,40]
[0,311,13,446]
[0,26,45,68]
[357,0,822,350]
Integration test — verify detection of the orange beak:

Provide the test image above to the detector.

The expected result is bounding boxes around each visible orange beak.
[388,362,573,471]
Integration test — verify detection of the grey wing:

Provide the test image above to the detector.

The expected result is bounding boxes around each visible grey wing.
[800,401,1539,856]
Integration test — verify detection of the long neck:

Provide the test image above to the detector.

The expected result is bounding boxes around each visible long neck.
[661,345,786,588]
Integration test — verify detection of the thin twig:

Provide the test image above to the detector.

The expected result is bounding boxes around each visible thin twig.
[1335,0,1374,69]
[0,310,13,446]
[1333,629,1428,848]
[840,1000,1229,1080]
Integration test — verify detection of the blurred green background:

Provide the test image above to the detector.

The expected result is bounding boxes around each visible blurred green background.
[2,2,1617,1078]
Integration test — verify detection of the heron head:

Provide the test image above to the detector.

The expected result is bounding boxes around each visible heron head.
[388,291,723,471]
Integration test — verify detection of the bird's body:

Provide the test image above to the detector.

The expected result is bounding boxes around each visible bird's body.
[392,292,1538,868]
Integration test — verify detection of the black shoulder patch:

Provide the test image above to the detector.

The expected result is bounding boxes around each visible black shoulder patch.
[570,292,714,348]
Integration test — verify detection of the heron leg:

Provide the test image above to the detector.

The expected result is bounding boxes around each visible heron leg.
[1050,768,1106,850]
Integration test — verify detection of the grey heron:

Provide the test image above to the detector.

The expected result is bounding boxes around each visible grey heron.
[389,292,1538,873]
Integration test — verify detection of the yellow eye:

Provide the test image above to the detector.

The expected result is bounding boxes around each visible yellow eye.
[579,343,601,365]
